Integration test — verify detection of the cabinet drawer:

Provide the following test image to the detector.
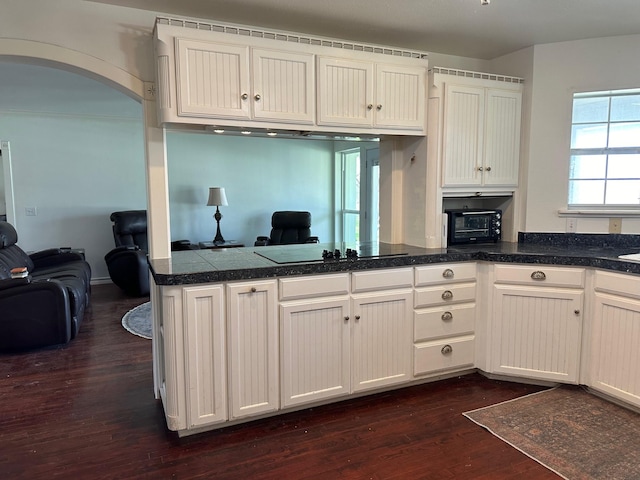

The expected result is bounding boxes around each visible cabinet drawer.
[351,268,413,293]
[414,304,475,342]
[414,283,476,308]
[493,264,585,288]
[415,263,476,287]
[279,273,349,301]
[414,335,475,376]
[594,270,640,300]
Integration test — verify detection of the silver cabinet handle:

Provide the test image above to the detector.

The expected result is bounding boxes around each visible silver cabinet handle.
[441,290,453,300]
[367,104,373,110]
[441,344,453,355]
[241,93,249,100]
[531,271,546,281]
[486,166,492,172]
[254,94,261,101]
[376,104,382,110]
[442,268,454,279]
[441,311,453,321]
[478,166,484,171]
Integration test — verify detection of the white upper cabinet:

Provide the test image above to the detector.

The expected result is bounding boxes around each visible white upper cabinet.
[176,39,251,119]
[442,83,521,188]
[175,39,314,124]
[317,57,373,127]
[155,21,428,134]
[251,48,315,124]
[317,57,426,131]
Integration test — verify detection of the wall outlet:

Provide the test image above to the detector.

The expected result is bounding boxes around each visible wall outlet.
[566,218,577,233]
[25,206,37,216]
[609,217,622,234]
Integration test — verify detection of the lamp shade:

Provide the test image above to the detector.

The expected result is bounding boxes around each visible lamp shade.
[207,187,228,206]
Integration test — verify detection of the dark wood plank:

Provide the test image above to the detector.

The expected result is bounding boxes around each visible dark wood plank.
[0,284,558,479]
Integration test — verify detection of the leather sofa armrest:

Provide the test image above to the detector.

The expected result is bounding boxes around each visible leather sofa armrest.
[0,277,31,291]
[30,248,85,269]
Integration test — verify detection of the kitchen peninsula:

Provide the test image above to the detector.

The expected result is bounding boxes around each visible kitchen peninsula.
[149,234,640,436]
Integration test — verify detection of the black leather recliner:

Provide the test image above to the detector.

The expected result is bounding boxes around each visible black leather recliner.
[0,221,92,350]
[255,211,319,246]
[104,210,150,297]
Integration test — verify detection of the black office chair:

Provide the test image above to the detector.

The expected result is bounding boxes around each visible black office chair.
[255,211,319,246]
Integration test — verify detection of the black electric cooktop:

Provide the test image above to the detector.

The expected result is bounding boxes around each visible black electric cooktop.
[254,242,409,264]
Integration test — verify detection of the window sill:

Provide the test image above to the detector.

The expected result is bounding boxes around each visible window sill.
[558,209,640,217]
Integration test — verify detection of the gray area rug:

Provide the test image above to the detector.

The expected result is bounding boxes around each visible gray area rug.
[121,301,152,339]
[464,386,640,479]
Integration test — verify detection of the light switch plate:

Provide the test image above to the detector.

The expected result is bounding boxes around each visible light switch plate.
[25,206,37,216]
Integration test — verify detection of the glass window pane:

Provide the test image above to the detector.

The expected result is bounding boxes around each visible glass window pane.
[611,95,640,122]
[571,124,608,148]
[608,122,640,148]
[568,180,605,204]
[607,154,640,178]
[343,212,359,243]
[605,180,640,205]
[343,151,360,210]
[569,155,606,179]
[572,97,609,123]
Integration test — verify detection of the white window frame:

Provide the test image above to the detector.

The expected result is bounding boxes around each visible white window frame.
[568,89,640,211]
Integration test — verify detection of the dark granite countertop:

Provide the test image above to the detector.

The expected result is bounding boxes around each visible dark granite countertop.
[149,234,640,286]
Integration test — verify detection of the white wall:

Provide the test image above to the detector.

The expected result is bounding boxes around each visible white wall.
[166,132,336,246]
[523,34,640,234]
[0,63,146,280]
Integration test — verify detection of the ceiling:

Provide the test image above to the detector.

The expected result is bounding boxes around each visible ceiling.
[88,0,640,59]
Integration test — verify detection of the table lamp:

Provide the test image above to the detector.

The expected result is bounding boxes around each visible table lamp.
[207,187,228,244]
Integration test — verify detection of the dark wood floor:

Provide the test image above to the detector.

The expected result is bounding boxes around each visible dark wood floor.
[0,284,559,479]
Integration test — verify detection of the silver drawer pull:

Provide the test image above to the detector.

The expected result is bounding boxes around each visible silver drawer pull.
[441,290,453,300]
[441,311,453,321]
[441,344,453,355]
[531,271,547,281]
[442,268,454,279]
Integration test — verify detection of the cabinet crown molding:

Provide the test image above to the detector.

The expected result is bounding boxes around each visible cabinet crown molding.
[155,16,429,61]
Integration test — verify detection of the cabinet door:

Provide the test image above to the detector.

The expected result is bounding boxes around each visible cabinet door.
[351,290,412,392]
[442,84,485,187]
[227,280,279,420]
[252,48,315,124]
[280,297,351,407]
[591,292,640,407]
[183,285,227,428]
[492,285,583,383]
[483,89,522,186]
[175,38,251,119]
[374,64,426,131]
[317,57,374,127]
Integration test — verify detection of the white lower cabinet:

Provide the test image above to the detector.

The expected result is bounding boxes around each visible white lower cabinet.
[183,284,228,428]
[226,280,279,420]
[351,289,413,392]
[491,265,584,383]
[589,271,640,408]
[280,269,413,407]
[280,296,351,407]
[413,263,477,376]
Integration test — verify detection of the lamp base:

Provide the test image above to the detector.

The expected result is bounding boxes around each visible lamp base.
[213,207,225,244]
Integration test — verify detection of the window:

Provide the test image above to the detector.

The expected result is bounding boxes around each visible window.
[569,89,640,207]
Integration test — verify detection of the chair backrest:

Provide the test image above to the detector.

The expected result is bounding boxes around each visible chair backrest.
[110,210,148,252]
[0,221,35,276]
[269,211,313,245]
